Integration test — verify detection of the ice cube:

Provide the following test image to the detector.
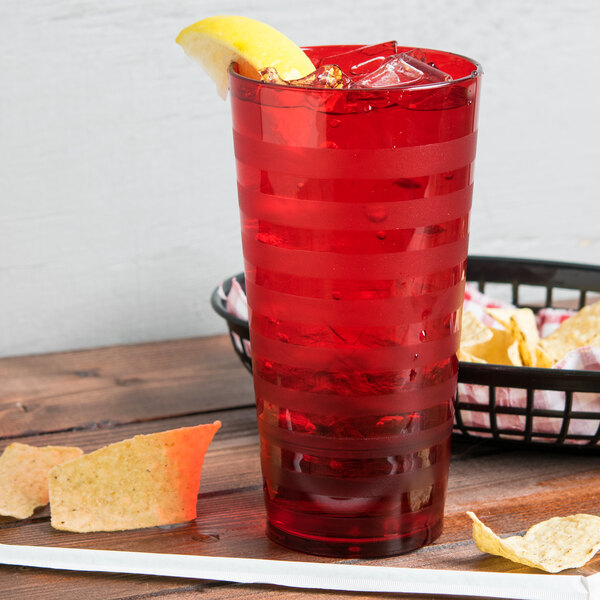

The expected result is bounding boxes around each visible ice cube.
[402,49,453,83]
[291,65,351,88]
[316,41,398,76]
[259,66,288,85]
[352,50,451,88]
[260,65,351,89]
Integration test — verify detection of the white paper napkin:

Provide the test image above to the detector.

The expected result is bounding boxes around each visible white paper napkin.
[1,543,598,599]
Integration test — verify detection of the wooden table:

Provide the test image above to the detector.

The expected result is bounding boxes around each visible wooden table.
[1,335,600,599]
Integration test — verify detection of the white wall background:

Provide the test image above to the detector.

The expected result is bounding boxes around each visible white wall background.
[1,0,599,358]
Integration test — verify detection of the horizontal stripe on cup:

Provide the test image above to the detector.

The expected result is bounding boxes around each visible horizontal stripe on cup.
[261,405,453,446]
[263,498,446,536]
[250,329,460,371]
[275,434,450,471]
[242,235,469,279]
[262,461,446,498]
[254,376,457,417]
[242,215,470,255]
[236,164,474,204]
[248,262,466,300]
[258,419,453,458]
[246,279,464,326]
[251,312,461,349]
[233,130,477,179]
[254,355,458,400]
[238,185,473,230]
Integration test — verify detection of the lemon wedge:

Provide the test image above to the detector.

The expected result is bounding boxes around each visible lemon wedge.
[176,15,315,98]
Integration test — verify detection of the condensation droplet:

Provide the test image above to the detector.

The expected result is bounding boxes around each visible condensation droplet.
[364,205,388,223]
[331,291,341,300]
[329,118,341,128]
[376,230,387,240]
[329,459,343,472]
[419,330,427,342]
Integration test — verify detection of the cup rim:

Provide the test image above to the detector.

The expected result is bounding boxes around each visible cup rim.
[229,44,482,93]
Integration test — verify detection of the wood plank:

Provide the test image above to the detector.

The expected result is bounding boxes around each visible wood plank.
[0,335,254,438]
[0,567,216,600]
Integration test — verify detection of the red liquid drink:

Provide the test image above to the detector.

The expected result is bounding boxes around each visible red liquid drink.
[229,45,481,557]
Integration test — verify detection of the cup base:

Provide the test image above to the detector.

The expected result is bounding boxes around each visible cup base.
[266,519,443,558]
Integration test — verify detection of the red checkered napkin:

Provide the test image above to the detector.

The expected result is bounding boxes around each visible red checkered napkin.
[535,306,576,338]
[219,277,248,321]
[463,283,514,328]
[463,283,575,336]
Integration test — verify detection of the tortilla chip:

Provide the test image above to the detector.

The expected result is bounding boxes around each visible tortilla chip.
[535,345,556,369]
[461,309,523,366]
[511,309,540,366]
[461,312,494,348]
[49,421,221,532]
[458,348,488,363]
[486,308,539,366]
[506,340,523,366]
[466,328,522,366]
[539,300,600,363]
[484,308,515,330]
[468,511,600,573]
[0,443,83,519]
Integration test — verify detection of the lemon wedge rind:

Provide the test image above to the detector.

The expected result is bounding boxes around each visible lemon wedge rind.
[176,15,315,98]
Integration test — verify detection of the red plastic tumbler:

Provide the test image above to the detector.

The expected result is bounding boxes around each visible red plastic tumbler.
[229,45,482,557]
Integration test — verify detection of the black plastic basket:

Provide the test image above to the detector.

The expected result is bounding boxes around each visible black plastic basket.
[211,256,600,450]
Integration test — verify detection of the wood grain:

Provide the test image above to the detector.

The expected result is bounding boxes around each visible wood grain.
[0,336,254,438]
[1,335,599,599]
